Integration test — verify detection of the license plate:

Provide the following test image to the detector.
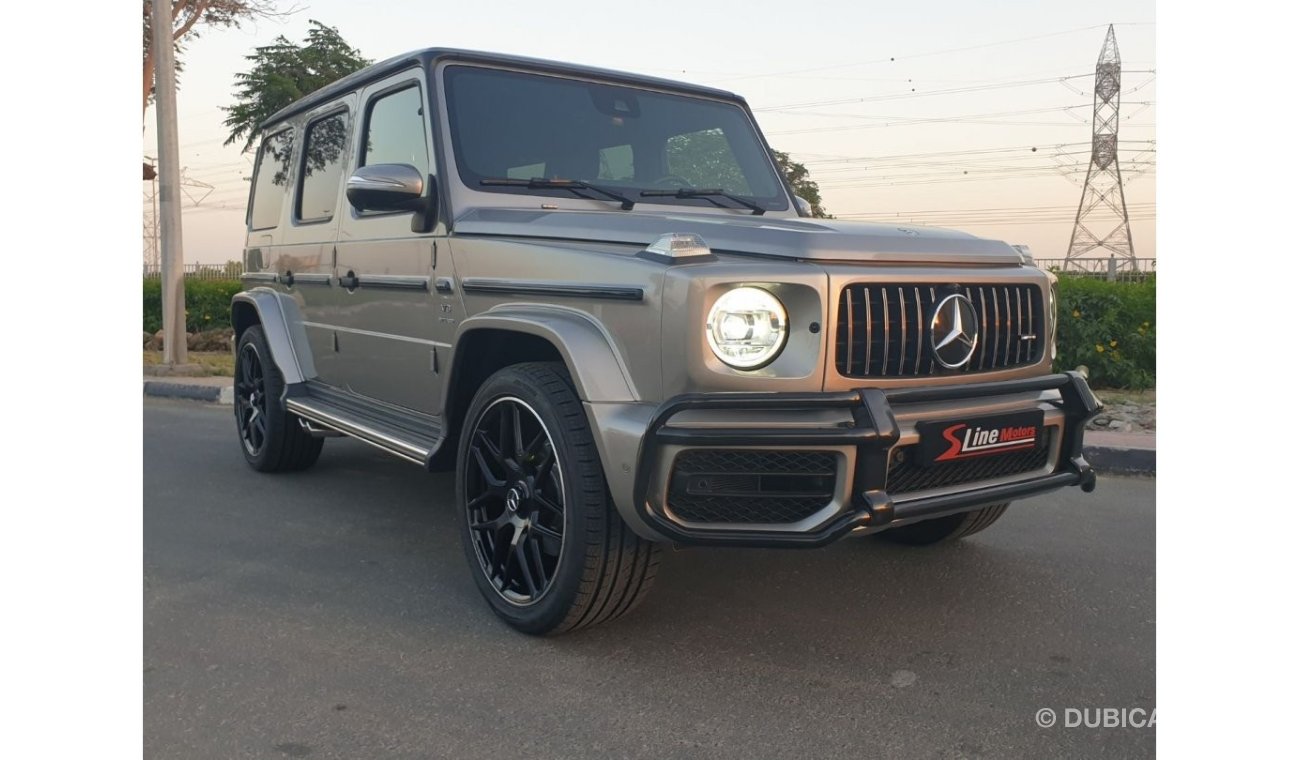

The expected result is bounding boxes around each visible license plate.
[916,410,1045,467]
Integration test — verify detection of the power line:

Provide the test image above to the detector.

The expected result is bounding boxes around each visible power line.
[864,214,1157,227]
[836,203,1157,228]
[754,70,1154,114]
[713,22,1155,83]
[765,104,1154,135]
[818,166,1155,190]
[838,202,1155,216]
[796,143,1084,164]
[815,153,1154,181]
[838,205,1156,222]
[639,61,1149,86]
[820,164,1156,186]
[791,139,1154,165]
[767,104,1090,121]
[754,75,1090,112]
[809,147,1155,175]
[815,149,1155,172]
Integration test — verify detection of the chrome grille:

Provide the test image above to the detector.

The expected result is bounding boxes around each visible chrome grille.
[835,283,1044,378]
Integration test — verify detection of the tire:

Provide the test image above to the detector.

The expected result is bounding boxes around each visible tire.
[876,502,1010,546]
[233,325,323,472]
[456,362,661,635]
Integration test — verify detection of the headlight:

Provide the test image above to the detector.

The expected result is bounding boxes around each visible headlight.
[706,286,788,369]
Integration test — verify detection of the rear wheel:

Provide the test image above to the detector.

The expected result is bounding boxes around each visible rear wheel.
[457,362,661,635]
[233,325,323,472]
[876,502,1010,546]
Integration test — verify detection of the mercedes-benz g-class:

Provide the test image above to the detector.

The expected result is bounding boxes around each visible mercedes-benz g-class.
[231,48,1101,635]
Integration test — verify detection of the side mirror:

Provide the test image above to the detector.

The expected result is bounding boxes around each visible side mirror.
[346,163,426,212]
[794,196,813,217]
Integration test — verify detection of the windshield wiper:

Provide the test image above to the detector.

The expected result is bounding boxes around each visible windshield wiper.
[640,188,766,216]
[480,177,635,210]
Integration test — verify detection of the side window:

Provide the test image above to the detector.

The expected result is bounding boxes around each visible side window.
[248,129,293,230]
[665,128,752,194]
[297,111,351,223]
[363,85,430,176]
[597,145,634,181]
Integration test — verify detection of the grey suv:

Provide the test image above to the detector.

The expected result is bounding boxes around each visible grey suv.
[231,48,1102,635]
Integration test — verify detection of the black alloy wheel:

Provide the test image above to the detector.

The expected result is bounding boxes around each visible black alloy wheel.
[235,341,268,456]
[455,362,661,635]
[231,325,323,472]
[464,396,565,605]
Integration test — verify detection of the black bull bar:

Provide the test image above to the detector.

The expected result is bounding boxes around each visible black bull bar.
[631,372,1102,547]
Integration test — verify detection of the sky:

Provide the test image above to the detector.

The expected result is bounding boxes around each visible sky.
[142,0,1156,265]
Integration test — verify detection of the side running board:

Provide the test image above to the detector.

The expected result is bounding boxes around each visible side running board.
[285,382,443,466]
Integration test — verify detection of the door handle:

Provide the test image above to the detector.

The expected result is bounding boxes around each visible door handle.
[435,277,454,293]
[339,271,359,290]
[281,270,294,287]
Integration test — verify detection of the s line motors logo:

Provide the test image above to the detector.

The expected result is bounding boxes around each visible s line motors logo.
[936,420,1039,462]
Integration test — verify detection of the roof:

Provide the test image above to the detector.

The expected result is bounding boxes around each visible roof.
[260,48,745,130]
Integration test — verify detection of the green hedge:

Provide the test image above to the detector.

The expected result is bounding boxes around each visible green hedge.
[143,279,243,334]
[1053,276,1155,389]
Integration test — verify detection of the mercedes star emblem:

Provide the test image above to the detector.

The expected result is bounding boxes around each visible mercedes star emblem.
[930,293,980,369]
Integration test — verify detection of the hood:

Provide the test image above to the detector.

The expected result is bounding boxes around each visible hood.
[452,207,1023,265]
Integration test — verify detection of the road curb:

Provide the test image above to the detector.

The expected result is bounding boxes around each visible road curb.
[142,380,1155,475]
[144,380,234,405]
[1083,444,1155,476]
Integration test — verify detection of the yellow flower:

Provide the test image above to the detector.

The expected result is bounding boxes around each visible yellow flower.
[1110,340,1118,347]
[1142,321,1150,328]
[1096,344,1105,353]
[1072,309,1081,318]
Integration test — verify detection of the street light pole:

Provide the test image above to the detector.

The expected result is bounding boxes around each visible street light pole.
[151,0,187,365]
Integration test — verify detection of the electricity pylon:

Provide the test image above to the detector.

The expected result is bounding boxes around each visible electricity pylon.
[142,158,214,269]
[1066,24,1136,270]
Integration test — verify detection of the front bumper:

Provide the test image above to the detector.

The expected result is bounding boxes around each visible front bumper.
[632,372,1101,547]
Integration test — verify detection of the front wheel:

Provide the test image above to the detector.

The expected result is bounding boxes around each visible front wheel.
[876,502,1010,546]
[456,362,661,635]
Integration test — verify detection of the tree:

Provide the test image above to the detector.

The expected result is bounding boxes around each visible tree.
[222,21,371,153]
[772,150,830,218]
[142,1,292,119]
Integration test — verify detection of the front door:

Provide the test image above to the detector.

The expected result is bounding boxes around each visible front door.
[330,70,458,415]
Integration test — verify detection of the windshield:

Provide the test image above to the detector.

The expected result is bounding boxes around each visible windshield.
[443,65,789,212]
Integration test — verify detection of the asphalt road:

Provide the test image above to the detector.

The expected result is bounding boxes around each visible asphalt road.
[144,399,1155,759]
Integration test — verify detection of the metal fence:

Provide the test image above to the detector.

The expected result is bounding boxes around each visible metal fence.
[143,263,243,280]
[1033,256,1155,282]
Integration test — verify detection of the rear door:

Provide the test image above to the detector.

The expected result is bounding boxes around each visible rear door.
[280,98,355,385]
[330,69,456,414]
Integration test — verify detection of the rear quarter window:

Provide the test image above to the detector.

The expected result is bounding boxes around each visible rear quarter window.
[248,129,294,230]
